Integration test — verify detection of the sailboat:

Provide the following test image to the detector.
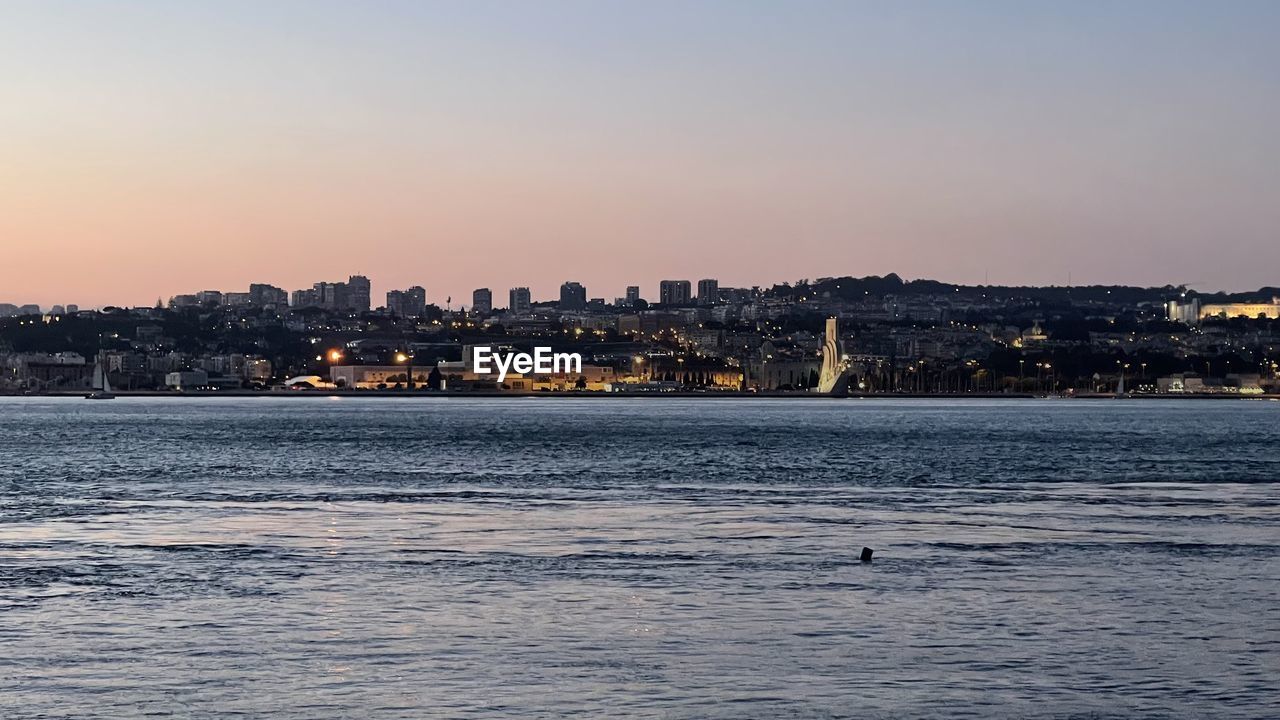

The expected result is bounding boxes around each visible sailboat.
[86,352,116,400]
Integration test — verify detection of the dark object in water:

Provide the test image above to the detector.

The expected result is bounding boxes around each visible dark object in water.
[860,547,874,563]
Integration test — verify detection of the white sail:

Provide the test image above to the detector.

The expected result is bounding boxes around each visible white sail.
[87,352,115,398]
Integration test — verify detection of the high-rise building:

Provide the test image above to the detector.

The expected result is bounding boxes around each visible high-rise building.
[509,287,531,315]
[560,282,587,311]
[313,282,345,310]
[386,286,427,317]
[659,280,692,305]
[346,275,371,313]
[626,286,641,305]
[472,288,493,314]
[386,290,405,316]
[697,279,719,306]
[404,286,426,316]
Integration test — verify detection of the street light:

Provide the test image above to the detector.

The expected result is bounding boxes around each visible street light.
[394,350,415,390]
[325,349,344,389]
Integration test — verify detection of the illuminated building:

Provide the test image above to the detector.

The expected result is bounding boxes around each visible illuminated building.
[329,365,432,389]
[1199,300,1280,321]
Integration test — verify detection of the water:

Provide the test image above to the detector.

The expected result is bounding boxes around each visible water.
[1,397,1277,719]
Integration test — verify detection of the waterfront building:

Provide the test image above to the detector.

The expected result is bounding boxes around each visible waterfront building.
[330,364,433,390]
[164,369,209,390]
[18,357,93,388]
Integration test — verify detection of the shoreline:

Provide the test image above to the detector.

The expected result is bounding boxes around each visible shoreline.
[5,390,1279,401]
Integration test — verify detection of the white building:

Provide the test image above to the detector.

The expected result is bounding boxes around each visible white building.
[165,370,209,389]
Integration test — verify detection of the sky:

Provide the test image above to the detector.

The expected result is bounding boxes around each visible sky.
[1,0,1278,309]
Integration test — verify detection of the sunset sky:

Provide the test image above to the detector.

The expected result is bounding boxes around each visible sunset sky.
[2,1,1278,309]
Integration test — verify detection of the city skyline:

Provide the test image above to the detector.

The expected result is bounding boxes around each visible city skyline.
[7,266,1280,397]
[10,267,1280,316]
[4,2,1280,307]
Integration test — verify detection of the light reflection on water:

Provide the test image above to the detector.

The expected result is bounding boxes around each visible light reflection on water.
[0,397,1277,719]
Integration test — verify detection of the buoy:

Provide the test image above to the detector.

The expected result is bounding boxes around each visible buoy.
[860,547,874,563]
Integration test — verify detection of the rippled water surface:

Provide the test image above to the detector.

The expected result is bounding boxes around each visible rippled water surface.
[1,397,1278,719]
